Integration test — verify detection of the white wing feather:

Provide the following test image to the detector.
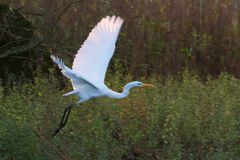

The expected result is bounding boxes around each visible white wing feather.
[72,16,123,87]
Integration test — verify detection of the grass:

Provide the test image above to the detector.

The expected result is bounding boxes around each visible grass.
[0,71,240,160]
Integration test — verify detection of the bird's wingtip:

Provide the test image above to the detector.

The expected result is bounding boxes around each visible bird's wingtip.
[50,55,59,62]
[104,15,123,22]
[50,54,55,60]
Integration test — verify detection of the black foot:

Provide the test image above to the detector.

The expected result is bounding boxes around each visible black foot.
[52,104,73,137]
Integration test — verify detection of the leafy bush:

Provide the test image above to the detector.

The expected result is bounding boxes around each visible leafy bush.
[0,72,240,159]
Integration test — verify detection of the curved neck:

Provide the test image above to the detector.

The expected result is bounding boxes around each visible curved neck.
[107,82,135,99]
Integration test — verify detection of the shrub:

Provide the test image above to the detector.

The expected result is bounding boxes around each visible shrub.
[0,72,240,159]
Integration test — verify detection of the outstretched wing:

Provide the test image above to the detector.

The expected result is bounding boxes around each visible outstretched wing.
[72,16,123,87]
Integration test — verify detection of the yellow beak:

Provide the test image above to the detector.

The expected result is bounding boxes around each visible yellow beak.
[142,83,154,88]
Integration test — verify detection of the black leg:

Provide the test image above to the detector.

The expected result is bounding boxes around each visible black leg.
[52,104,73,137]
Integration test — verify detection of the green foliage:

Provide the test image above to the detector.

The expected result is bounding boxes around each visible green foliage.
[0,72,240,159]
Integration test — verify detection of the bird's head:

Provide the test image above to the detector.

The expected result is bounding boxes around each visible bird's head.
[124,81,154,91]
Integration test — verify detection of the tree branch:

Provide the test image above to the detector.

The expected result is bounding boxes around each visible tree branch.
[50,0,83,34]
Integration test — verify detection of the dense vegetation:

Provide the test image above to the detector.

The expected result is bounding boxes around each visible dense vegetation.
[1,72,240,159]
[1,0,240,80]
[1,0,240,159]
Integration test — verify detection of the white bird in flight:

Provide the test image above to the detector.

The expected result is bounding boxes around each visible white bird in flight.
[51,16,153,136]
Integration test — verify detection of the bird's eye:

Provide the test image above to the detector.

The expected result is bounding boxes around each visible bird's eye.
[137,82,142,85]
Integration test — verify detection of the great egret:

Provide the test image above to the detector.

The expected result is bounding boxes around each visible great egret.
[51,16,153,136]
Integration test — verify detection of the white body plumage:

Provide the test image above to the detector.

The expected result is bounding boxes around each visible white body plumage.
[51,16,153,104]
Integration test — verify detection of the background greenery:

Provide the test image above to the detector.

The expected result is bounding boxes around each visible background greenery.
[0,0,240,159]
[1,72,240,159]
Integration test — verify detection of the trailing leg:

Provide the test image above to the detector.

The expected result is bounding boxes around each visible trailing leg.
[52,104,74,137]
